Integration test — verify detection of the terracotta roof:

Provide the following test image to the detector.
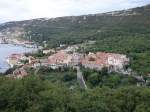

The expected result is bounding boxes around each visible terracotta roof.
[82,52,128,67]
[48,51,72,64]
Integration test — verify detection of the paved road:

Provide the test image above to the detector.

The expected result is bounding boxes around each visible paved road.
[76,66,87,89]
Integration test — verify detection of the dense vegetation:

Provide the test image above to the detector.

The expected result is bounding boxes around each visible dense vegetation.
[26,67,140,89]
[0,75,150,112]
[82,68,137,88]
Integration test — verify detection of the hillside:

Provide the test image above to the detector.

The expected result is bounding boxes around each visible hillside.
[0,5,150,44]
[0,4,150,112]
[0,4,150,75]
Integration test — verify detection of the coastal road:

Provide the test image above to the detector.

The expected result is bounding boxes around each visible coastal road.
[76,66,87,89]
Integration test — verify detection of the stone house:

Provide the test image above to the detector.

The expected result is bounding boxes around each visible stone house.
[81,52,129,72]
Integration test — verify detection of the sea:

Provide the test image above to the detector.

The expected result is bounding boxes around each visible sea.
[0,44,35,73]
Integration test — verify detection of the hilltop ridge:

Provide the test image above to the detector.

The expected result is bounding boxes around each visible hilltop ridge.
[0,4,150,45]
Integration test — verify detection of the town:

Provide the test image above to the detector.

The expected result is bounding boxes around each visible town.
[6,44,130,79]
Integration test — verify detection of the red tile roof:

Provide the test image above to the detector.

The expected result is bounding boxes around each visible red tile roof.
[48,51,72,64]
[82,52,128,67]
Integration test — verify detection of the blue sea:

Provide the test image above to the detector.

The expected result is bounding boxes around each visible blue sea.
[0,44,35,73]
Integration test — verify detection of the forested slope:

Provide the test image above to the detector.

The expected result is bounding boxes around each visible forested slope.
[0,76,150,112]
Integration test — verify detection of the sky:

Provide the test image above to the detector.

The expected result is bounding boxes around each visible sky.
[0,0,150,23]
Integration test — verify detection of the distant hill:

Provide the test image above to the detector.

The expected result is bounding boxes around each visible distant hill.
[0,4,149,46]
[0,4,150,75]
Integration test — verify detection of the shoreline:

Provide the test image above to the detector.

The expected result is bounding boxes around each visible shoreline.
[0,43,37,73]
[0,42,38,48]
